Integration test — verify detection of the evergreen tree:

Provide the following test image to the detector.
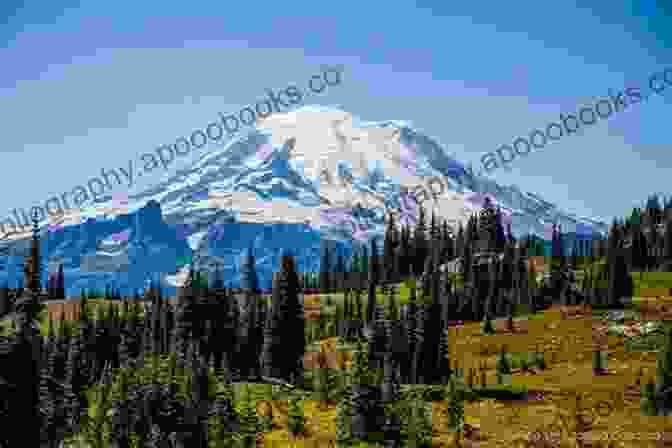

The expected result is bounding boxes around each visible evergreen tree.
[500,238,515,291]
[632,226,649,272]
[47,274,54,300]
[0,282,9,317]
[402,395,433,447]
[413,206,428,275]
[335,387,353,445]
[234,383,259,445]
[646,194,662,225]
[456,223,465,260]
[350,338,371,439]
[380,344,398,404]
[351,247,361,275]
[592,350,604,374]
[173,274,197,370]
[549,224,567,302]
[495,345,511,384]
[209,371,240,444]
[410,287,425,385]
[570,245,578,271]
[655,327,672,411]
[480,314,495,335]
[535,351,547,370]
[386,283,400,321]
[287,395,306,437]
[640,378,658,416]
[445,376,466,447]
[436,319,453,385]
[608,246,630,307]
[239,246,259,293]
[422,262,444,384]
[239,248,261,377]
[428,211,441,265]
[360,245,369,280]
[367,238,380,325]
[478,197,498,252]
[320,241,332,294]
[397,224,410,279]
[314,345,331,410]
[64,331,84,433]
[664,216,672,270]
[383,212,399,284]
[259,303,274,381]
[494,207,507,252]
[335,252,346,292]
[270,252,304,383]
[55,264,65,299]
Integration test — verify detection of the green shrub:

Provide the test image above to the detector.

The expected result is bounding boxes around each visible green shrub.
[640,378,658,416]
[335,391,353,445]
[496,347,512,375]
[480,316,495,335]
[398,397,432,447]
[474,383,528,400]
[519,356,529,371]
[287,396,306,436]
[513,303,532,317]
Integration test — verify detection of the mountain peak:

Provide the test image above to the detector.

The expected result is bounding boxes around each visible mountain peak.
[0,107,607,294]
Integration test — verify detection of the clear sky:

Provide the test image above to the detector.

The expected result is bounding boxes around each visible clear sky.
[1,0,670,226]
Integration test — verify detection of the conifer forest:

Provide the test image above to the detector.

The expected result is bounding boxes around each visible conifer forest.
[3,195,672,447]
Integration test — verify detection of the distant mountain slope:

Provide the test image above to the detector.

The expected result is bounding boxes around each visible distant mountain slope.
[0,106,608,295]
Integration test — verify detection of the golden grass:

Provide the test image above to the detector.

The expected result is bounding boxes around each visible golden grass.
[8,293,672,446]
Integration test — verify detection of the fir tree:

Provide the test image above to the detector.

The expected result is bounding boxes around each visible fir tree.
[56,264,65,299]
[367,238,380,325]
[478,197,497,252]
[402,395,433,447]
[240,246,259,294]
[632,227,649,272]
[655,327,672,412]
[64,331,84,433]
[350,338,378,439]
[570,245,578,271]
[335,387,353,445]
[494,207,507,252]
[592,350,604,374]
[608,246,630,307]
[386,283,399,321]
[320,241,332,294]
[480,314,495,335]
[287,395,306,437]
[414,206,428,275]
[266,252,304,384]
[384,212,400,284]
[664,216,672,270]
[0,282,8,317]
[641,378,658,416]
[446,386,465,448]
[456,223,465,260]
[495,345,511,383]
[314,345,331,410]
[335,252,346,292]
[235,383,259,445]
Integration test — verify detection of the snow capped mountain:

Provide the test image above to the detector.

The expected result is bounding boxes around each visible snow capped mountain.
[0,106,608,295]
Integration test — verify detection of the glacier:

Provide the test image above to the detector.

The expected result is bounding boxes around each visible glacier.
[0,106,608,296]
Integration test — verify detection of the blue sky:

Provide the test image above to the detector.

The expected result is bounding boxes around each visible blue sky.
[1,0,671,226]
